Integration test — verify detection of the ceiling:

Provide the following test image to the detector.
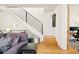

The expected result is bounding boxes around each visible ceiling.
[0,4,59,8]
[0,4,60,13]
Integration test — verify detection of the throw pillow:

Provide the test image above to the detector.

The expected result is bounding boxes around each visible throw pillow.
[11,33,20,46]
[0,36,12,52]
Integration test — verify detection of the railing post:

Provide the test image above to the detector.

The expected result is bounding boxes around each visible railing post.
[38,37,40,44]
[42,24,43,35]
[26,12,27,23]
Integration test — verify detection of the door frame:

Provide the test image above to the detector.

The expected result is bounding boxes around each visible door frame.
[67,4,70,50]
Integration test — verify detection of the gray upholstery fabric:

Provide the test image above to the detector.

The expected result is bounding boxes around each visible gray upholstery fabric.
[0,33,2,39]
[11,34,20,46]
[19,32,28,42]
[0,32,28,54]
[7,33,20,46]
[4,42,26,54]
[0,33,4,39]
[0,37,12,52]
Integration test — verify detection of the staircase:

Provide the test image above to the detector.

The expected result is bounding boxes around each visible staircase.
[37,36,67,54]
[9,8,43,34]
[9,8,43,41]
[0,6,43,42]
[41,36,58,46]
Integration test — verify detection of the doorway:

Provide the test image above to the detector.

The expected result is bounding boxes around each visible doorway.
[67,4,79,53]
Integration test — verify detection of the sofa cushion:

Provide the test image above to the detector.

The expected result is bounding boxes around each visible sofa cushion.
[0,33,4,39]
[0,33,2,39]
[19,32,28,42]
[11,33,20,46]
[4,41,27,54]
[0,36,12,52]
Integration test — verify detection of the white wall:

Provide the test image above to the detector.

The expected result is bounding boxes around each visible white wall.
[53,5,67,50]
[70,5,79,27]
[0,11,27,31]
[23,5,67,50]
[23,6,67,50]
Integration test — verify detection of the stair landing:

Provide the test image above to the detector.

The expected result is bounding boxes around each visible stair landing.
[37,35,67,54]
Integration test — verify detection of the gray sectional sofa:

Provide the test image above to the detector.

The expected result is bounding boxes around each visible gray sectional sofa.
[0,32,28,54]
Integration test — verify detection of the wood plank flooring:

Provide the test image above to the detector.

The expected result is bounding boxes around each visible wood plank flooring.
[37,36,67,54]
[36,36,79,54]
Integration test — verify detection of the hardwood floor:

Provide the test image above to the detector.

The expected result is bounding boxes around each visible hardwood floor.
[36,36,79,54]
[37,36,67,54]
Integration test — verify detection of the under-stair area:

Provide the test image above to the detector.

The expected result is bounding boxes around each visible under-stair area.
[37,36,67,54]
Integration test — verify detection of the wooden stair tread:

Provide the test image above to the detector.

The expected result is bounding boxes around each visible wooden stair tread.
[43,36,58,46]
[37,35,67,54]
